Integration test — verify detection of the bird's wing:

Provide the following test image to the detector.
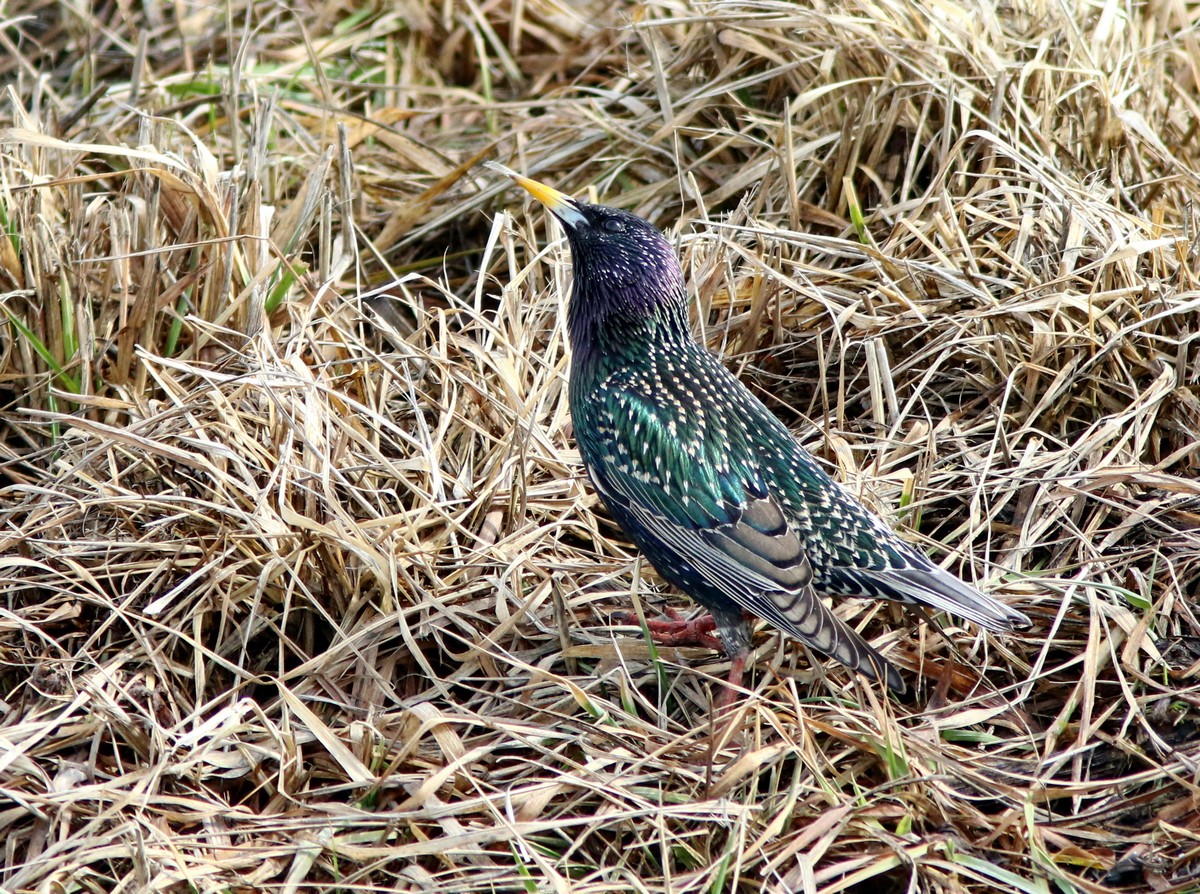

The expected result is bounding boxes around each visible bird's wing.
[588,389,903,691]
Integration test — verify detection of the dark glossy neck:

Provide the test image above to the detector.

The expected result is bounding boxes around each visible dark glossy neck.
[567,277,691,366]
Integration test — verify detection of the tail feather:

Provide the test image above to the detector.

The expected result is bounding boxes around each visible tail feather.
[864,566,1030,632]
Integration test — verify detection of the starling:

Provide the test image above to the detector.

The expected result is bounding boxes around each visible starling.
[490,161,1030,697]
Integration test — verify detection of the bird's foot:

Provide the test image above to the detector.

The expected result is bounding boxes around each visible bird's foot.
[617,609,751,710]
[615,608,725,652]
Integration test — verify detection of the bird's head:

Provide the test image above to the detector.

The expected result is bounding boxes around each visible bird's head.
[489,162,689,356]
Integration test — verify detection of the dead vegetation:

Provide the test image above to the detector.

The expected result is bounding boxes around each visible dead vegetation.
[2,0,1200,890]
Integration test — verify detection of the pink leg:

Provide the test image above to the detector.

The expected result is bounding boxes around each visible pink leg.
[714,650,748,712]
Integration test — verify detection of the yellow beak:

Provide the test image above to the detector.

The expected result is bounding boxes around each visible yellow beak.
[486,161,587,228]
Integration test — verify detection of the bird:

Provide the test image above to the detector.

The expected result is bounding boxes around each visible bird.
[488,160,1030,699]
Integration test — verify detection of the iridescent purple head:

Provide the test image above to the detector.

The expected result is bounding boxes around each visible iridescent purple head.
[490,163,688,358]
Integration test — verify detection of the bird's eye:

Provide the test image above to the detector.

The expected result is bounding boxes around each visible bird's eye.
[602,218,625,233]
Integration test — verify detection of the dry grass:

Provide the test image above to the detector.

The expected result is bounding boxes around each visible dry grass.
[2,0,1200,890]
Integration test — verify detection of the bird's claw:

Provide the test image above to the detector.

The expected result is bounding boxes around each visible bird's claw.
[614,609,724,652]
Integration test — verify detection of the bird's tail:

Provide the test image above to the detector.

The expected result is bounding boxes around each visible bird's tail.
[868,566,1031,632]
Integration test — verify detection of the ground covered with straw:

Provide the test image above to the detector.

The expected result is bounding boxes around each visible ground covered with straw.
[2,0,1200,891]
